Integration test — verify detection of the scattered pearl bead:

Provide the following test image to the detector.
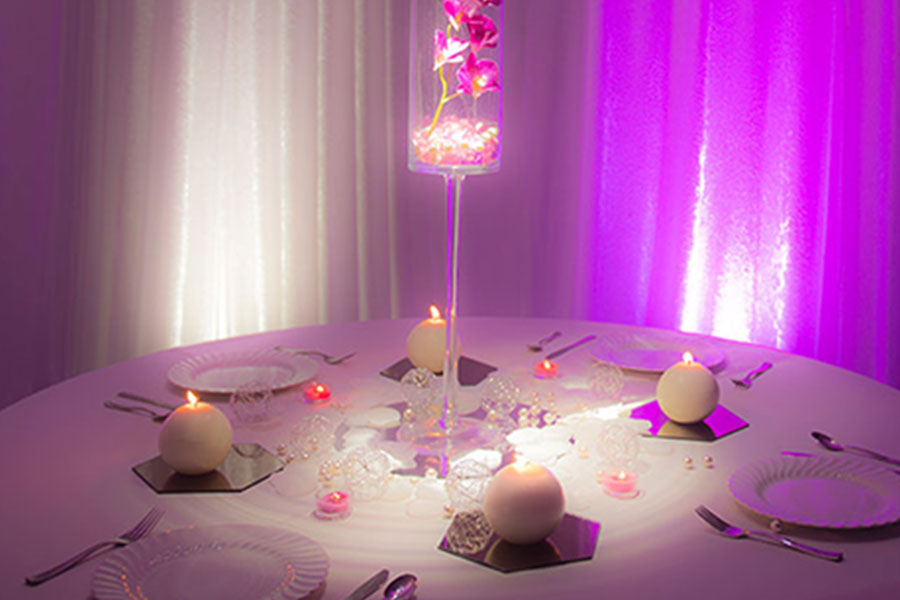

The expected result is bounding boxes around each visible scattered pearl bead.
[276,443,287,456]
[683,456,694,469]
[703,455,714,469]
[769,519,783,533]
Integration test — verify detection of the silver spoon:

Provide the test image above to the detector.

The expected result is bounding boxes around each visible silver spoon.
[811,431,900,467]
[527,331,562,352]
[731,362,773,388]
[383,574,418,600]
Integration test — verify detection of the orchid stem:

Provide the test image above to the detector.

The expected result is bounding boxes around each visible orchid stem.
[427,64,451,137]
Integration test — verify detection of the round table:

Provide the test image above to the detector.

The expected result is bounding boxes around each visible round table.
[1,318,898,599]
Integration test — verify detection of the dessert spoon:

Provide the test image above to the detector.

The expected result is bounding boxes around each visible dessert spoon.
[527,331,561,352]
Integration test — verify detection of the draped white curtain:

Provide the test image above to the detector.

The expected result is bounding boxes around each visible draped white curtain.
[56,0,406,374]
[2,0,898,409]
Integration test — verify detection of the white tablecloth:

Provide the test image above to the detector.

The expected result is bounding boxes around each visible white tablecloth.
[1,318,898,599]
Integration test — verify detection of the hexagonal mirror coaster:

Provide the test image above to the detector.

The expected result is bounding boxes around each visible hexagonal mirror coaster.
[380,356,497,386]
[438,512,601,573]
[133,443,284,493]
[630,400,748,442]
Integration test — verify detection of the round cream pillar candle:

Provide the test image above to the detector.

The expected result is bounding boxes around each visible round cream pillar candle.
[656,352,719,424]
[406,305,447,373]
[483,461,566,545]
[159,391,233,475]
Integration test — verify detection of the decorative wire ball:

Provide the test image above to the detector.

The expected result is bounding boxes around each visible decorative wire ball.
[229,380,273,425]
[400,367,441,422]
[594,420,640,470]
[588,359,625,406]
[401,367,439,405]
[479,373,521,420]
[445,509,494,555]
[445,459,493,512]
[289,414,336,461]
[342,447,392,501]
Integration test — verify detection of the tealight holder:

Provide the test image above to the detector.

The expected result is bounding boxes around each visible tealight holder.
[304,381,332,404]
[314,489,352,521]
[598,468,639,499]
[533,359,559,379]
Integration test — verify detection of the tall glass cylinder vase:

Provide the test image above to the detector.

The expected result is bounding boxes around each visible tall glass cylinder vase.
[409,0,503,175]
[407,0,503,466]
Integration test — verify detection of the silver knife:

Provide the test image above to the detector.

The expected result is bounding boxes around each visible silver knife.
[545,335,597,360]
[345,568,389,600]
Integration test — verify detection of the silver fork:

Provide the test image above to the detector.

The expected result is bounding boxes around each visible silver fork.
[274,346,356,365]
[103,400,169,423]
[731,362,773,388]
[695,505,842,562]
[26,508,165,585]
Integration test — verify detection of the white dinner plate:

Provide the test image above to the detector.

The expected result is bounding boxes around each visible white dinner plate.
[93,524,329,600]
[728,455,900,529]
[589,331,725,373]
[168,349,317,394]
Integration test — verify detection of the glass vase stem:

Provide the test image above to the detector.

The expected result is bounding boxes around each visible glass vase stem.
[441,173,463,434]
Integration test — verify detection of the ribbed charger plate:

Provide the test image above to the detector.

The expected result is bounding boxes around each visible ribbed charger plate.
[728,455,900,529]
[168,350,317,394]
[93,525,329,600]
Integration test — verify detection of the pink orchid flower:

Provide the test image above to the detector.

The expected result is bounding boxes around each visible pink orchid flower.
[465,14,499,53]
[433,30,469,71]
[456,52,501,99]
[443,0,482,30]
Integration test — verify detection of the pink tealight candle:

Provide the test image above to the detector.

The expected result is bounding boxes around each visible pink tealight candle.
[534,359,558,379]
[314,490,351,520]
[304,382,331,403]
[600,469,638,499]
